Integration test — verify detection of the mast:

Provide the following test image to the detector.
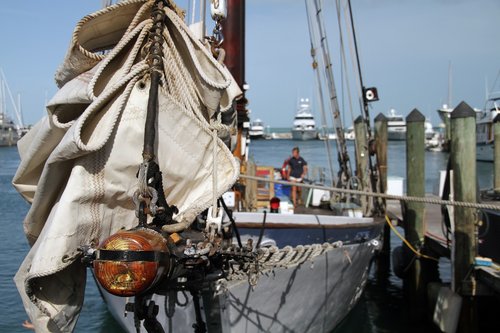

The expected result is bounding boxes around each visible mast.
[221,0,248,161]
[310,0,352,188]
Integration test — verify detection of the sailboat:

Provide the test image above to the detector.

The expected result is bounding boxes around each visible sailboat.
[0,70,23,146]
[0,112,19,147]
[12,1,383,332]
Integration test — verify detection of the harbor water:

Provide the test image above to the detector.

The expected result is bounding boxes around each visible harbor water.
[0,139,494,332]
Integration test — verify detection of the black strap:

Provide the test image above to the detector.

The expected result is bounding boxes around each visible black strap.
[96,249,167,262]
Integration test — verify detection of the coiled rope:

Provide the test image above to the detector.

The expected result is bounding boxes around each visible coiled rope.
[226,240,350,284]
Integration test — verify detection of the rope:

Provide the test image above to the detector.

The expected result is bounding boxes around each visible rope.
[226,240,348,282]
[384,215,439,262]
[239,174,500,211]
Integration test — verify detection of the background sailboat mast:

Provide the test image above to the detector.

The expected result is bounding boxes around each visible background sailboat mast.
[0,69,23,128]
[448,61,452,107]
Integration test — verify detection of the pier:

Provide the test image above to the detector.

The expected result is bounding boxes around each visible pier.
[380,103,500,333]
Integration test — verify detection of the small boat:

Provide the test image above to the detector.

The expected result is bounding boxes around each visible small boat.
[425,131,446,152]
[476,93,500,162]
[344,126,355,141]
[292,98,318,140]
[248,118,265,139]
[386,108,406,141]
[318,130,337,141]
[424,119,435,140]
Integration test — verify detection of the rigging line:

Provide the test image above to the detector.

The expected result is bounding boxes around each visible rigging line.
[220,198,243,248]
[339,2,363,115]
[385,216,439,262]
[239,174,500,211]
[305,0,336,186]
[344,0,369,129]
[334,0,356,145]
[341,0,380,212]
[311,0,352,185]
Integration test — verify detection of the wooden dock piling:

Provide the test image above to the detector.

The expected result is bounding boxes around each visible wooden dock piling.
[494,115,500,192]
[354,116,369,212]
[374,113,389,254]
[404,109,426,321]
[450,101,478,332]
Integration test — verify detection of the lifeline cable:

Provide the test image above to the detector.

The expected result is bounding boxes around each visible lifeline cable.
[239,174,500,211]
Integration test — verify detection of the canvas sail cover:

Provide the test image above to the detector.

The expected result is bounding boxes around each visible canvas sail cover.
[12,1,241,331]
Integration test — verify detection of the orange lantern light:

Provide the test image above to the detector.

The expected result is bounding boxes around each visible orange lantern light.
[93,228,169,297]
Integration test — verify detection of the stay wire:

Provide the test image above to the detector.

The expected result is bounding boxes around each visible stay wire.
[219,197,243,248]
[256,211,267,249]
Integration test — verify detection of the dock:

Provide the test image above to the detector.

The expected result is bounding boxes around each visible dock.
[376,104,500,332]
[386,197,500,296]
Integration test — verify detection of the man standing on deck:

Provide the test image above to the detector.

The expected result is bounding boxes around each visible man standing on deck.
[287,147,308,206]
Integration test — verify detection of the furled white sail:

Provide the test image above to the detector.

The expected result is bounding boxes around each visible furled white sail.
[12,1,241,331]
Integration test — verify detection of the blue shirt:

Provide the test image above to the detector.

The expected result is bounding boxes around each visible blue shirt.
[288,156,307,178]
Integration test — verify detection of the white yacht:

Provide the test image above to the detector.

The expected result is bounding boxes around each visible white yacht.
[249,118,265,139]
[476,94,500,162]
[386,108,406,140]
[292,98,318,140]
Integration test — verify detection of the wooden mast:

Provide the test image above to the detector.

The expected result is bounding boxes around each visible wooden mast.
[221,0,248,161]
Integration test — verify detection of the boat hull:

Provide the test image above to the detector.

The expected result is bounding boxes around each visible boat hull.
[387,130,406,141]
[98,213,382,332]
[0,128,19,146]
[477,142,493,162]
[292,129,318,140]
[249,132,264,139]
[100,241,376,333]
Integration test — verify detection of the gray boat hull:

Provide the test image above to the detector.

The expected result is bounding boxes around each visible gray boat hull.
[292,129,318,140]
[387,130,406,141]
[99,240,377,332]
[477,142,493,162]
[97,212,382,332]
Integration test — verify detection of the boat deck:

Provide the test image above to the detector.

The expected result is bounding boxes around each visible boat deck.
[386,196,500,295]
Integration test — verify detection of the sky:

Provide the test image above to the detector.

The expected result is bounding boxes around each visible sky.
[0,0,499,127]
